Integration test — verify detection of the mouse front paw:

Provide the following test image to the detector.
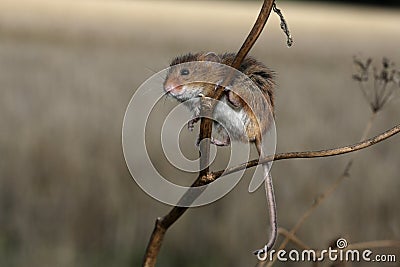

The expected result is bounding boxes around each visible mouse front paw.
[227,91,243,108]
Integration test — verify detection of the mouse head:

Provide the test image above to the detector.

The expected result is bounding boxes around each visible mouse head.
[164,52,223,101]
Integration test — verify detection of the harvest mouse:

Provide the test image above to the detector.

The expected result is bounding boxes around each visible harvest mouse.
[163,52,277,256]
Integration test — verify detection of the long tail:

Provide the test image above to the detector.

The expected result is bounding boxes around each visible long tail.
[254,138,277,257]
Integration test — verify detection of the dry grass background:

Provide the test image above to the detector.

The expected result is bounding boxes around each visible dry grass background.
[0,0,399,266]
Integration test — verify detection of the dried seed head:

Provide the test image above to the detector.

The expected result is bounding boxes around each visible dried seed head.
[353,56,400,113]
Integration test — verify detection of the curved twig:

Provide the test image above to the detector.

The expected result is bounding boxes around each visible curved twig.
[213,122,400,179]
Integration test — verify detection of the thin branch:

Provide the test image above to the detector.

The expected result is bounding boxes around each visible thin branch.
[213,118,398,179]
[359,82,374,110]
[277,227,311,250]
[231,0,276,70]
[380,83,396,108]
[142,1,276,266]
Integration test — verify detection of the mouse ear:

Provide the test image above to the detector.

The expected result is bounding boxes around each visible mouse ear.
[202,52,220,62]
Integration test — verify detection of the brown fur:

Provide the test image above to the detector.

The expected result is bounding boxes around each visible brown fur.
[166,52,275,142]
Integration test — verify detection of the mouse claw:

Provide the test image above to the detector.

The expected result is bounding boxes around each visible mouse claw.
[187,117,199,131]
[198,93,205,98]
[188,122,194,132]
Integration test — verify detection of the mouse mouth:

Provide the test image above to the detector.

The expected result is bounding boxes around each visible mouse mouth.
[164,84,183,96]
[164,83,204,102]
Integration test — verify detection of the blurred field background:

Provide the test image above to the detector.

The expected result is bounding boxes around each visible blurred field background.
[0,1,399,266]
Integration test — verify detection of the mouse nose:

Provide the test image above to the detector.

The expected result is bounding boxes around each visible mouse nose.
[164,82,182,94]
[165,84,175,92]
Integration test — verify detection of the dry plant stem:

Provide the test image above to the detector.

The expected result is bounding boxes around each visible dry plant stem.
[231,0,275,70]
[211,0,276,102]
[141,1,276,266]
[205,118,399,189]
[272,2,293,47]
[277,227,311,250]
[214,113,400,179]
[265,112,378,267]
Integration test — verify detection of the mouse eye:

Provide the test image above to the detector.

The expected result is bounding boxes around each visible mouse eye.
[180,68,190,76]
